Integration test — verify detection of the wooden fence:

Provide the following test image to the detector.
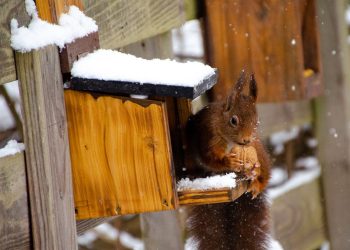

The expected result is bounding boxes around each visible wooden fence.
[1,0,350,249]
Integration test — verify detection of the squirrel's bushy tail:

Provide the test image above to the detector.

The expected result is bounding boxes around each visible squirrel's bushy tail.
[187,192,270,250]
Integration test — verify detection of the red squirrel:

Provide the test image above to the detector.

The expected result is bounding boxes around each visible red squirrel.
[186,72,271,250]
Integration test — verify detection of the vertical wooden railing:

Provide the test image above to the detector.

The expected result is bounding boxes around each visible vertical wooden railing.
[15,1,84,249]
[315,0,350,249]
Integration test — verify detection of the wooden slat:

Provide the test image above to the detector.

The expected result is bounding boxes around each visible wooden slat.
[178,181,248,206]
[271,177,326,250]
[65,90,177,219]
[0,0,30,85]
[0,153,31,250]
[15,45,77,250]
[36,0,83,23]
[314,0,350,248]
[83,0,186,49]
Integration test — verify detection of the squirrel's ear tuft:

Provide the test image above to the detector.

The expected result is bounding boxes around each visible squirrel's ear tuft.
[235,70,246,93]
[249,73,258,101]
[225,70,246,111]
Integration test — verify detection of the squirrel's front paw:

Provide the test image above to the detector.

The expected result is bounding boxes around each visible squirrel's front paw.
[243,162,261,180]
[247,179,264,198]
[223,153,244,172]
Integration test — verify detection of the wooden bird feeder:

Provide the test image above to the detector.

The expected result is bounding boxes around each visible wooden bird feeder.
[63,48,247,220]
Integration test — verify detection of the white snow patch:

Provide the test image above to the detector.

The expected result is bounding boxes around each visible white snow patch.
[11,5,97,52]
[119,232,144,250]
[172,20,204,58]
[270,126,300,146]
[94,223,118,241]
[268,166,321,199]
[185,237,199,250]
[71,49,215,87]
[346,6,350,25]
[295,156,319,169]
[0,140,25,158]
[25,0,38,18]
[77,231,98,248]
[268,237,284,250]
[269,168,288,186]
[78,223,144,250]
[177,173,236,191]
[0,81,22,132]
[306,138,318,148]
[320,241,330,250]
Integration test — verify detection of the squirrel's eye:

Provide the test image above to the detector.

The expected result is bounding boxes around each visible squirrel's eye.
[230,115,239,127]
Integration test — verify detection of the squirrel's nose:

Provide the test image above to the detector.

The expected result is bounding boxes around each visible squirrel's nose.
[243,138,251,145]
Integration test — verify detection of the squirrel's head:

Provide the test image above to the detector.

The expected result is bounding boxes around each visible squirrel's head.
[221,71,258,145]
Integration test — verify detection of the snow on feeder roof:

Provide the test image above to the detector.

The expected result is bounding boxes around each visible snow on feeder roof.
[70,49,218,99]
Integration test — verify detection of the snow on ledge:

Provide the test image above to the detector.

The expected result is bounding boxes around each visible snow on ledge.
[71,49,216,87]
[11,4,98,52]
[177,173,236,191]
[0,140,25,158]
[268,166,321,200]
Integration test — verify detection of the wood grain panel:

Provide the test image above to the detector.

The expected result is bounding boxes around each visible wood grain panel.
[0,153,31,250]
[65,90,177,219]
[15,45,77,250]
[271,178,326,250]
[83,0,185,49]
[36,0,83,23]
[204,0,321,102]
[0,0,30,85]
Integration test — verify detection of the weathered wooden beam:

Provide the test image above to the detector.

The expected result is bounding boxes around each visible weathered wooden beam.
[15,45,77,250]
[0,153,31,250]
[0,0,30,85]
[271,177,326,250]
[83,0,186,49]
[314,0,350,249]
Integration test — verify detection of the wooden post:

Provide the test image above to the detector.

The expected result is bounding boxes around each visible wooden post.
[315,0,350,249]
[140,211,184,250]
[15,45,77,249]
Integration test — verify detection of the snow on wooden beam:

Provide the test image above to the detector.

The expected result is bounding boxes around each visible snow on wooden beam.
[70,49,218,99]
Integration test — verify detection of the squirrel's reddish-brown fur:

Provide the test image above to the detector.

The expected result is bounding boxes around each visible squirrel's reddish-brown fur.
[186,72,271,250]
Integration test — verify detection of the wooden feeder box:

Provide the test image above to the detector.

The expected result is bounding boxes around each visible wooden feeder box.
[64,51,247,220]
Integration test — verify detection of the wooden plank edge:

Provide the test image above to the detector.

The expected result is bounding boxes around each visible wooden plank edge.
[69,70,217,99]
[178,180,248,206]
